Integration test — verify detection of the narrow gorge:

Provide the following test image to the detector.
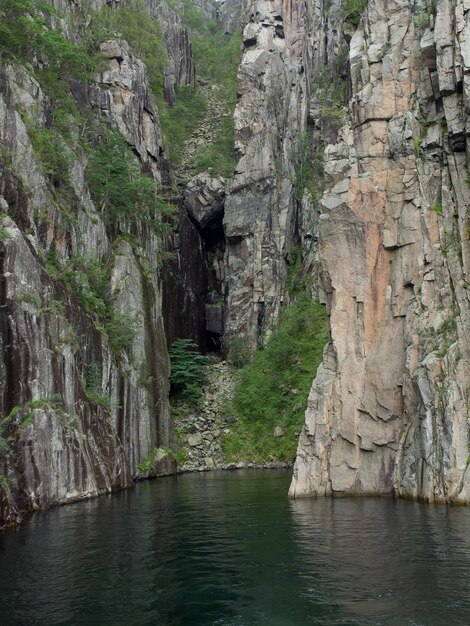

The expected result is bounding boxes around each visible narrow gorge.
[1,0,470,535]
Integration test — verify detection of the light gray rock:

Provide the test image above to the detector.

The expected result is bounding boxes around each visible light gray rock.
[146,0,195,104]
[290,0,470,505]
[0,10,181,527]
[217,0,243,34]
[188,433,203,447]
[184,174,226,230]
[223,0,322,354]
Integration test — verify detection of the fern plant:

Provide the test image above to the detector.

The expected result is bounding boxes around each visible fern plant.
[169,339,208,405]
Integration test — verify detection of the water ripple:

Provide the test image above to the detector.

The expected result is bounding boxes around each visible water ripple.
[1,470,470,625]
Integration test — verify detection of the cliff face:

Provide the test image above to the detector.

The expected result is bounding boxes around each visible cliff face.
[223,0,317,352]
[147,0,196,104]
[217,0,243,34]
[0,0,196,526]
[290,0,470,503]
[214,0,470,504]
[2,0,470,530]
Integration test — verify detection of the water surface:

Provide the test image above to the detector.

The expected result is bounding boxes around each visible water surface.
[1,470,470,625]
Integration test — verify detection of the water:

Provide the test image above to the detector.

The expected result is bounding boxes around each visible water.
[1,470,470,625]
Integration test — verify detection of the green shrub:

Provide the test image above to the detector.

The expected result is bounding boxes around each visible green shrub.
[159,86,208,165]
[222,296,329,463]
[286,245,303,296]
[310,47,348,120]
[0,227,9,244]
[162,445,188,466]
[137,445,186,472]
[84,391,111,411]
[164,1,241,171]
[86,362,102,393]
[46,252,138,355]
[0,0,95,77]
[228,337,251,368]
[27,125,71,188]
[169,338,209,405]
[0,0,98,199]
[0,397,59,453]
[36,68,87,139]
[340,0,367,26]
[291,132,324,202]
[189,21,241,96]
[413,9,431,31]
[85,126,176,230]
[191,115,235,178]
[89,0,241,174]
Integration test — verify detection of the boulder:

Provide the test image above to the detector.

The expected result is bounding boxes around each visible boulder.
[183,174,226,230]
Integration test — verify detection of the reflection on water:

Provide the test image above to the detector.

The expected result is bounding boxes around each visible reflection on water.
[290,497,470,624]
[1,470,470,625]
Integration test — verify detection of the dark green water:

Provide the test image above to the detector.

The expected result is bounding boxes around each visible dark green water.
[1,470,470,625]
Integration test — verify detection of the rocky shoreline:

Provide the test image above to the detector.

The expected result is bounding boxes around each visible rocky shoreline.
[177,461,293,474]
[173,359,294,473]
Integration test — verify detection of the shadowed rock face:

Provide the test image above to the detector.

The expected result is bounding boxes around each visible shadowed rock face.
[0,0,240,529]
[162,206,208,351]
[184,174,225,231]
[290,0,470,503]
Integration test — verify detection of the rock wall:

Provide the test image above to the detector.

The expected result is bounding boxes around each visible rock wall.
[290,0,470,503]
[3,0,470,529]
[162,207,208,350]
[147,0,196,104]
[223,0,318,352]
[0,4,185,527]
[217,0,243,34]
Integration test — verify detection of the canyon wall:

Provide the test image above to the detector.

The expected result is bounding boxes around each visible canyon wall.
[2,0,470,530]
[290,0,470,503]
[0,0,199,527]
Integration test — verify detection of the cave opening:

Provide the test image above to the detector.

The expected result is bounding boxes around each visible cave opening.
[201,220,226,354]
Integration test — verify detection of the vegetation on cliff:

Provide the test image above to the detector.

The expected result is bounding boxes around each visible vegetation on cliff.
[0,0,95,75]
[85,126,176,230]
[0,0,179,351]
[89,0,241,176]
[174,0,241,176]
[223,296,328,463]
[90,0,167,97]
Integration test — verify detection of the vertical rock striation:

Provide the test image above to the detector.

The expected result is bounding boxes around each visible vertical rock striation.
[290,0,470,503]
[3,0,470,527]
[217,0,244,34]
[147,0,196,104]
[0,6,185,526]
[223,0,318,352]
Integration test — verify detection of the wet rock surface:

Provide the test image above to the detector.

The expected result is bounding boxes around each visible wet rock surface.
[3,0,470,529]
